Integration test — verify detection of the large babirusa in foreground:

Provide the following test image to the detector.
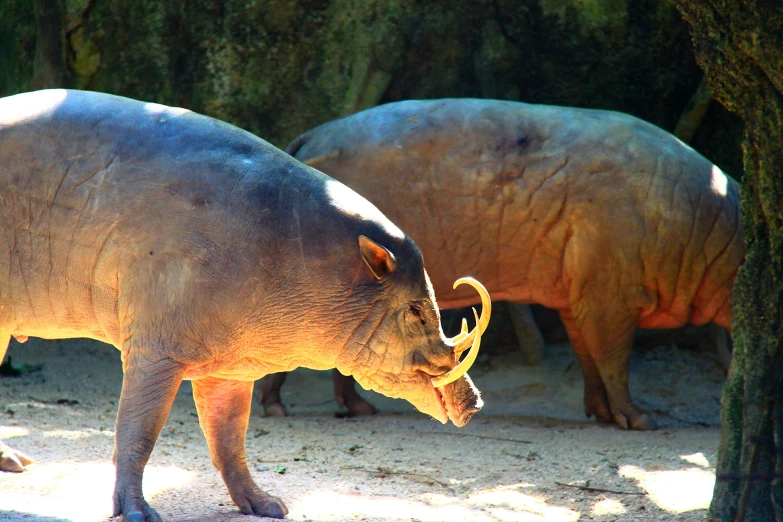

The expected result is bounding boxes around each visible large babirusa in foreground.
[0,90,488,520]
[285,98,744,431]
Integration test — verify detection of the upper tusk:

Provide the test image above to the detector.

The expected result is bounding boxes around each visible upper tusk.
[456,277,491,334]
[432,308,482,388]
[448,318,471,346]
[446,277,491,354]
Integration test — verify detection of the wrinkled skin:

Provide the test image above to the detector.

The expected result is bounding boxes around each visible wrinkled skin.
[284,98,745,431]
[0,90,483,519]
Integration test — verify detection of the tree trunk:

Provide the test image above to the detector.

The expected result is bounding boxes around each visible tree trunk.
[671,1,783,520]
[32,0,71,89]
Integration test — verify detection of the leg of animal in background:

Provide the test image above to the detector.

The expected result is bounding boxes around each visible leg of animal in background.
[559,314,613,424]
[531,306,570,344]
[712,323,733,374]
[192,376,288,519]
[507,303,545,365]
[0,331,9,367]
[560,309,658,430]
[112,357,185,522]
[332,370,378,417]
[257,372,290,417]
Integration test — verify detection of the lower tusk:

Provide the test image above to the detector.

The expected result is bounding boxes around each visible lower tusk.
[432,308,482,388]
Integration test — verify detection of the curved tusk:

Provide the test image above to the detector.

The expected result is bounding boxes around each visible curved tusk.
[447,318,471,346]
[432,308,482,388]
[445,277,491,355]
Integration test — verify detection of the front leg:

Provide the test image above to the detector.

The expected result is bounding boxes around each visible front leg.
[113,356,185,522]
[192,376,288,518]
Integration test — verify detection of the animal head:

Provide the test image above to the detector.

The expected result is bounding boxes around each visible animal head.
[332,230,488,427]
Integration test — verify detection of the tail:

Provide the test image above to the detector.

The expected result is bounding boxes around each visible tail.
[284,131,311,157]
[285,130,341,168]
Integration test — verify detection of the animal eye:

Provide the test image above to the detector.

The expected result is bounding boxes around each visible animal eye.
[409,304,425,324]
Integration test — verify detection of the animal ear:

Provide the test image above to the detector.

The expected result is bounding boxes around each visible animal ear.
[359,235,397,280]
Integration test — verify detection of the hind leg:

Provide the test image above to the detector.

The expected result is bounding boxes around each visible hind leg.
[559,314,613,424]
[711,323,732,374]
[560,309,657,430]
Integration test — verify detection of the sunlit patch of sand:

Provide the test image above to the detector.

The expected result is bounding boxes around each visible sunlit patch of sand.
[294,484,580,521]
[619,464,714,513]
[0,461,195,522]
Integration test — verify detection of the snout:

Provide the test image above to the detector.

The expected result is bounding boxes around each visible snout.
[439,373,483,426]
[384,371,481,426]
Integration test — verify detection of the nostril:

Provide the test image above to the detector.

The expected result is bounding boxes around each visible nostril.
[411,351,452,376]
[416,365,451,378]
[411,351,428,369]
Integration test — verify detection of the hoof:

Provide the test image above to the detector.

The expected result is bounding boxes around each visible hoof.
[113,496,162,522]
[254,498,287,519]
[584,401,613,425]
[263,402,288,418]
[614,411,658,431]
[0,442,34,472]
[346,399,378,417]
[238,493,289,519]
[119,507,161,522]
[0,455,25,472]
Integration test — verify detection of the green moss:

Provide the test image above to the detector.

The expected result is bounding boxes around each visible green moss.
[539,0,628,40]
[67,27,100,87]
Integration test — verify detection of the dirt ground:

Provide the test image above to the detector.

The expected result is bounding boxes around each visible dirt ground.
[0,331,725,522]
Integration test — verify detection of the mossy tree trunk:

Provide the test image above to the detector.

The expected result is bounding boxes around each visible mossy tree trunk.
[672,1,783,520]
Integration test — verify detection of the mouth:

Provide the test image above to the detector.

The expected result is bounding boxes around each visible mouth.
[431,382,482,426]
[432,385,449,424]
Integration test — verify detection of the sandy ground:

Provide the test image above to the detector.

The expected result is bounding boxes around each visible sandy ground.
[0,332,725,522]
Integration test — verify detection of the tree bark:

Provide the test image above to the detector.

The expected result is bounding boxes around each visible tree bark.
[32,0,71,89]
[671,1,783,520]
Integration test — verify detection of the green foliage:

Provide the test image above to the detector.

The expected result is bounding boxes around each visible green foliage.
[0,0,37,95]
[2,0,727,160]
